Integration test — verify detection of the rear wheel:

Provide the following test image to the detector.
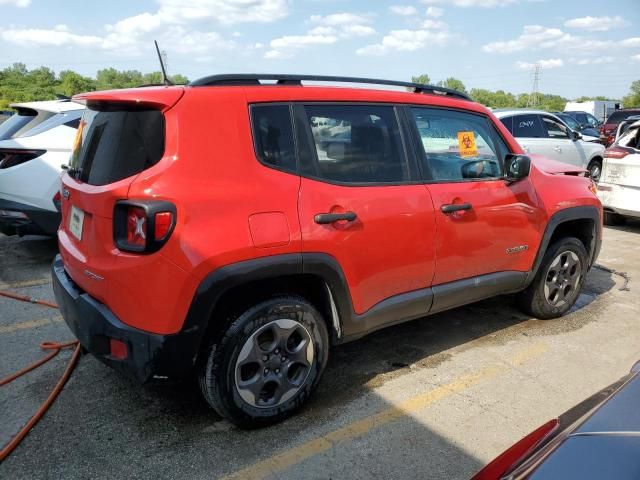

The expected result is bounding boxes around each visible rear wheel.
[198,296,329,428]
[587,158,602,183]
[517,237,588,319]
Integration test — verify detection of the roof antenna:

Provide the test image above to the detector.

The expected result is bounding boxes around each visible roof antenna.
[154,40,173,86]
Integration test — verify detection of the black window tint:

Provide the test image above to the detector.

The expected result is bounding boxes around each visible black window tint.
[251,105,296,172]
[70,107,164,186]
[302,105,408,183]
[542,116,570,139]
[511,114,545,138]
[410,107,503,182]
[499,116,514,134]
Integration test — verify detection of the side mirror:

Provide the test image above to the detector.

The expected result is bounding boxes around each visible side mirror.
[572,130,582,141]
[505,154,531,182]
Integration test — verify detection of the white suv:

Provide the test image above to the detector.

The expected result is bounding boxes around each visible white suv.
[494,109,605,181]
[598,120,640,225]
[0,99,84,236]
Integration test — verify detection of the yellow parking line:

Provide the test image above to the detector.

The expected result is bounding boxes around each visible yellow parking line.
[221,342,549,480]
[0,316,63,334]
[0,278,51,290]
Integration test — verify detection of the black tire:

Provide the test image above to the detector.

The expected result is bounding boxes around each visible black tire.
[603,211,626,226]
[587,158,602,183]
[517,237,588,319]
[197,296,329,428]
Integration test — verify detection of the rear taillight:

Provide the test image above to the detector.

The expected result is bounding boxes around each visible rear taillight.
[605,147,632,159]
[0,149,45,169]
[471,419,559,480]
[114,200,176,253]
[126,206,147,247]
[52,191,62,211]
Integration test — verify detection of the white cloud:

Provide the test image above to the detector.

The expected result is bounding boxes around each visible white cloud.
[357,28,454,56]
[564,15,629,32]
[1,26,102,47]
[265,34,338,59]
[482,24,621,55]
[389,5,418,15]
[0,0,30,6]
[426,6,444,17]
[310,13,372,26]
[341,25,376,37]
[421,19,448,29]
[516,58,563,70]
[308,12,375,39]
[621,37,640,48]
[483,25,566,53]
[156,0,289,25]
[569,56,615,65]
[421,0,515,7]
[308,26,337,36]
[633,54,640,62]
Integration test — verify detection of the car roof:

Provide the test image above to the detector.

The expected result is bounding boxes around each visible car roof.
[10,99,84,113]
[492,109,557,118]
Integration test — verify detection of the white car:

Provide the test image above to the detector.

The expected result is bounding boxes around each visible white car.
[597,120,640,225]
[494,109,605,181]
[0,99,84,236]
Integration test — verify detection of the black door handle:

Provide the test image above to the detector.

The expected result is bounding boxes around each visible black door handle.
[441,203,472,214]
[314,212,357,224]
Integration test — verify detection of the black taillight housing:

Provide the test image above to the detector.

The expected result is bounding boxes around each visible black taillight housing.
[113,200,177,253]
[0,149,45,169]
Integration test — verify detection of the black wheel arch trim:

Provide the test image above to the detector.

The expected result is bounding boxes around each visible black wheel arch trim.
[524,205,602,287]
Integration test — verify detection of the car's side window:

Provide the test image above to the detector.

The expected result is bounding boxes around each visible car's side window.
[542,116,570,139]
[300,104,409,184]
[410,107,504,182]
[251,104,297,172]
[510,114,545,138]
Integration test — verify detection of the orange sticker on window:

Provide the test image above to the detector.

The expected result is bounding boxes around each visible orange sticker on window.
[457,131,478,158]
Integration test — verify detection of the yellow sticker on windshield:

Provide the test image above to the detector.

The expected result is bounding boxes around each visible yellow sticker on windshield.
[457,131,478,158]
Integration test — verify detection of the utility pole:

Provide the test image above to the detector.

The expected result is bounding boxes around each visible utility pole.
[526,64,541,108]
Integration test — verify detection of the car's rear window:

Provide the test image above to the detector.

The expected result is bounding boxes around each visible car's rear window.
[69,105,165,186]
[606,110,640,125]
[0,108,54,140]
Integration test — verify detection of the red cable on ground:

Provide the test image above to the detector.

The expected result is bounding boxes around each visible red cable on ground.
[0,290,59,309]
[0,290,80,462]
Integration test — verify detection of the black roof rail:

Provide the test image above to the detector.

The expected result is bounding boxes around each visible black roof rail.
[188,74,471,101]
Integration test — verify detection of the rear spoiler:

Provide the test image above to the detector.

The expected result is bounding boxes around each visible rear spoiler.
[72,86,185,111]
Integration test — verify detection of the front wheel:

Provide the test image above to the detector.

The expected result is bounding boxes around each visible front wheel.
[198,296,329,428]
[517,237,588,319]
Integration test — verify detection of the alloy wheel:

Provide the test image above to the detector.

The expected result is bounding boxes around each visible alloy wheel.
[234,319,314,408]
[543,251,582,307]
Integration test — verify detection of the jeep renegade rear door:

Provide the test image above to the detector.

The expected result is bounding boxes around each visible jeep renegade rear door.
[295,103,437,316]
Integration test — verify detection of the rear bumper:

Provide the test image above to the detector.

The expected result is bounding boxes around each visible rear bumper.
[0,198,60,236]
[597,183,640,218]
[52,255,201,382]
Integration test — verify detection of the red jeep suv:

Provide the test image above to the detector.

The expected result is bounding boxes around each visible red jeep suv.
[52,74,602,427]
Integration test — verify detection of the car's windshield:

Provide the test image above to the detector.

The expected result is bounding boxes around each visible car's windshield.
[558,114,579,130]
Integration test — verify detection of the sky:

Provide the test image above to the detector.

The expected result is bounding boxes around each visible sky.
[1,0,639,99]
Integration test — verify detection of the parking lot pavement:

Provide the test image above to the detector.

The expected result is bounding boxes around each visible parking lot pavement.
[1,223,639,479]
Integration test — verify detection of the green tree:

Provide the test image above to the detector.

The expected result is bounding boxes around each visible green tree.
[411,74,431,85]
[622,80,640,108]
[57,70,96,97]
[437,77,466,93]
